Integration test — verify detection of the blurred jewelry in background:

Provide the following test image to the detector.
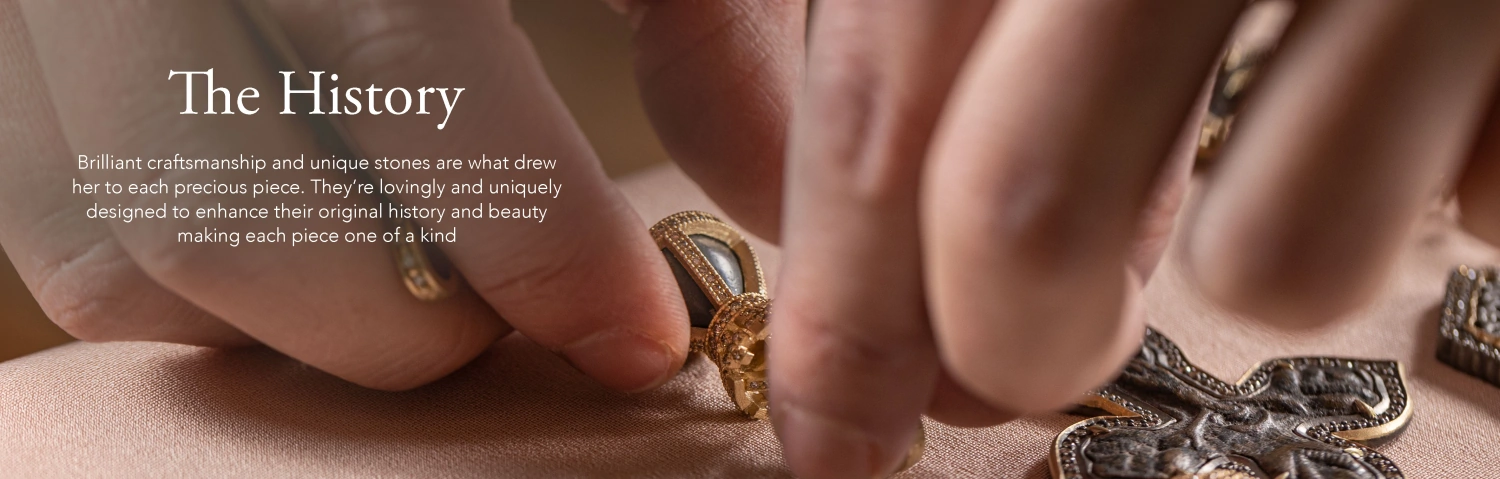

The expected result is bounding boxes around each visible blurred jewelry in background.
[1438,266,1500,388]
[652,211,925,473]
[1195,44,1269,164]
[1195,0,1293,167]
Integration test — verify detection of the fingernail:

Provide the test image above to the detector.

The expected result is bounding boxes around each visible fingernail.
[563,328,676,393]
[777,402,892,479]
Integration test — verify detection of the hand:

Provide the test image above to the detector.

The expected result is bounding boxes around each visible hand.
[0,0,800,394]
[765,1,1500,477]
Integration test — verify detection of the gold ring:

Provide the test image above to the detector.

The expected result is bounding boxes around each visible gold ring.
[651,211,926,473]
[651,211,769,418]
[390,215,464,301]
[1197,43,1269,164]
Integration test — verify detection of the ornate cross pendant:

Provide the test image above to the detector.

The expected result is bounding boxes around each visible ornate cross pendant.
[1052,328,1411,478]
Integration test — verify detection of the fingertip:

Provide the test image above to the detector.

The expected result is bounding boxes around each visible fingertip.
[925,371,1018,428]
[562,327,683,393]
[775,399,913,479]
[1456,153,1500,246]
[934,269,1144,416]
[1186,229,1378,329]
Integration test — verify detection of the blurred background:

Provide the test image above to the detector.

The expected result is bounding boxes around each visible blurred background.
[0,0,672,361]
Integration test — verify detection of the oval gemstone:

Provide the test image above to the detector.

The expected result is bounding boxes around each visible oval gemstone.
[662,235,745,329]
[664,249,716,329]
[691,235,744,296]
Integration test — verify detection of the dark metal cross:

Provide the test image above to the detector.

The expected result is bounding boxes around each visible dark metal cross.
[1052,328,1411,479]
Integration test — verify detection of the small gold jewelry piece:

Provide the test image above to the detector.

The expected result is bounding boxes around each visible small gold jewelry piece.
[1438,265,1500,387]
[235,0,462,301]
[895,425,926,473]
[1052,328,1411,479]
[651,211,925,473]
[391,216,463,301]
[1196,44,1269,165]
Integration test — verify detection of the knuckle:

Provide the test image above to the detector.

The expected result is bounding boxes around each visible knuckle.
[30,239,147,342]
[126,224,223,290]
[334,19,443,83]
[310,1,508,87]
[466,238,585,315]
[776,296,928,385]
[42,293,125,343]
[807,317,903,371]
[797,25,934,205]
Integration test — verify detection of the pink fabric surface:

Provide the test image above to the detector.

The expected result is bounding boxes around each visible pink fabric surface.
[1,166,1497,478]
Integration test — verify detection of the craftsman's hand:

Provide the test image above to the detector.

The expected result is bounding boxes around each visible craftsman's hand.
[0,0,800,394]
[764,1,1500,477]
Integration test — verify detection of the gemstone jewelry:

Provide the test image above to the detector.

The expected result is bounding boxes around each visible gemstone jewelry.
[1052,328,1411,479]
[1197,44,1270,165]
[1438,265,1500,387]
[651,211,925,473]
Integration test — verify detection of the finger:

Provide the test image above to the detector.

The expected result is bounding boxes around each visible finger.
[1129,76,1206,279]
[19,0,507,390]
[264,0,689,393]
[926,93,1196,424]
[621,0,806,240]
[0,0,248,346]
[924,371,1016,428]
[1458,99,1500,244]
[771,1,997,476]
[1133,2,1298,280]
[1189,1,1500,326]
[923,0,1243,413]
